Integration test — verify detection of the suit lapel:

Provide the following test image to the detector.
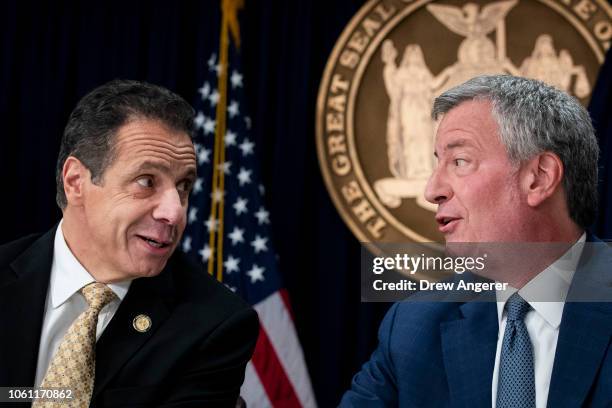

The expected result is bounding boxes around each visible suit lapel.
[0,228,55,386]
[440,300,498,408]
[0,226,178,395]
[547,235,612,407]
[92,264,174,399]
[547,302,612,407]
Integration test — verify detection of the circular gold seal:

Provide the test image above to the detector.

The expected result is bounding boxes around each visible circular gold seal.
[133,314,152,333]
[316,0,611,252]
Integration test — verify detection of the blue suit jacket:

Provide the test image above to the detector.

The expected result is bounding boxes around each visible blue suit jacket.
[340,236,612,407]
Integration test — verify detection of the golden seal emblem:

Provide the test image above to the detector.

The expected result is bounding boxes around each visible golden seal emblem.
[133,314,152,333]
[316,0,611,251]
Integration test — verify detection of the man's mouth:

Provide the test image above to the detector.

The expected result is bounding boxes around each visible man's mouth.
[137,235,172,249]
[435,216,461,233]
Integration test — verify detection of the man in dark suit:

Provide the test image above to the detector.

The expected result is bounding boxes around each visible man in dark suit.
[341,75,612,407]
[0,80,259,407]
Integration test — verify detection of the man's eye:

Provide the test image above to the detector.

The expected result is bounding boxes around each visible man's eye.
[178,180,193,193]
[136,177,154,188]
[454,158,468,167]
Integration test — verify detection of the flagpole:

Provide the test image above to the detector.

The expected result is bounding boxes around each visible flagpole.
[208,0,244,280]
[186,2,317,404]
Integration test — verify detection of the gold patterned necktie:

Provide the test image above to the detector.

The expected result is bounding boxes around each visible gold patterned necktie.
[34,282,116,408]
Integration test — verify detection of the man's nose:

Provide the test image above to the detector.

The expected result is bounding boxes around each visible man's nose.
[152,188,184,225]
[424,168,452,205]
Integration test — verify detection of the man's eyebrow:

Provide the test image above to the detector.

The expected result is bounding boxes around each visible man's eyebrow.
[434,139,475,157]
[131,161,197,179]
[134,161,170,173]
[445,139,472,150]
[183,167,197,180]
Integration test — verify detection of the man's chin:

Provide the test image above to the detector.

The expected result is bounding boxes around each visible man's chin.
[127,241,177,277]
[128,260,169,280]
[443,234,464,244]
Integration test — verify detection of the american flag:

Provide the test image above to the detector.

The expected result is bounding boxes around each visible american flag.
[180,6,316,407]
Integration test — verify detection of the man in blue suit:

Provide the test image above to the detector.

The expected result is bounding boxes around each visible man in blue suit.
[340,75,612,407]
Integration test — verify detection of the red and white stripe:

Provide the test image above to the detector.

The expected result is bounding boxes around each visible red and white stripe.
[241,290,317,408]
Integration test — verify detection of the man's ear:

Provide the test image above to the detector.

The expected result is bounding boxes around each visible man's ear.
[63,156,90,206]
[522,152,564,207]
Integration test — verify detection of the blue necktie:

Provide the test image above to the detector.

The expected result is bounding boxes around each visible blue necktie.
[496,293,535,408]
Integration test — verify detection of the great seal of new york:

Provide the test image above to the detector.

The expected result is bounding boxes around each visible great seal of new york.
[316,0,611,261]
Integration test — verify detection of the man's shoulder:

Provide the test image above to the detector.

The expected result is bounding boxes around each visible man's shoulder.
[386,300,463,335]
[0,232,45,268]
[376,300,466,357]
[164,251,253,315]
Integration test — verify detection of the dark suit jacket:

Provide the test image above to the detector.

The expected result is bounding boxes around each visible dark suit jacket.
[340,235,612,407]
[0,227,259,407]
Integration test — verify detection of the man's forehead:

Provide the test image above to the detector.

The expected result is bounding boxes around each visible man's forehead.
[440,137,476,150]
[115,119,191,141]
[436,99,496,130]
[433,100,499,153]
[115,134,195,154]
[113,120,195,156]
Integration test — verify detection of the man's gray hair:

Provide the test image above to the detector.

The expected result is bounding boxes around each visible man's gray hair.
[432,75,598,229]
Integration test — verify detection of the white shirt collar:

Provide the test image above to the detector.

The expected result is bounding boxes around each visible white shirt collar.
[50,220,131,308]
[496,232,586,329]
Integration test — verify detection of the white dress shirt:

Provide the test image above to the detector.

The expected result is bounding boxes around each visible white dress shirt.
[491,233,586,408]
[34,220,131,387]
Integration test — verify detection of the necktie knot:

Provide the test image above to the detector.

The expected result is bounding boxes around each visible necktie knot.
[81,282,116,313]
[505,293,530,322]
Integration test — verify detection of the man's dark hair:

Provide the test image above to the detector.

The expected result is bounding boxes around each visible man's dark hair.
[55,79,195,209]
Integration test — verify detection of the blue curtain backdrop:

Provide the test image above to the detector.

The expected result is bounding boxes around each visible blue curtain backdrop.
[1,1,609,406]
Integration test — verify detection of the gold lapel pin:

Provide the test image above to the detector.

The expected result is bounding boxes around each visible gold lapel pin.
[133,314,152,333]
